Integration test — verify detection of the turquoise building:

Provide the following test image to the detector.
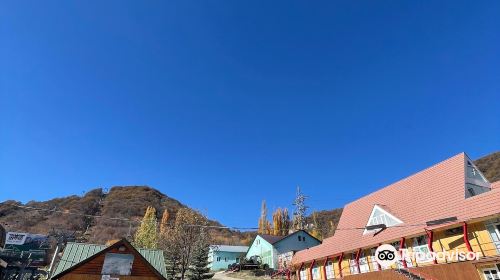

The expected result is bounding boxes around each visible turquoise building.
[208,245,249,271]
[246,230,321,269]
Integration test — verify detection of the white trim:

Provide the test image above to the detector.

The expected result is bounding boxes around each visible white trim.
[363,205,403,235]
[482,266,500,280]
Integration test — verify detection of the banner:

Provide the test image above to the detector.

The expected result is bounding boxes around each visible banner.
[0,232,50,267]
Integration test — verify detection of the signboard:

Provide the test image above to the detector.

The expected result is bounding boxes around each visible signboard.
[5,232,28,245]
[0,232,50,267]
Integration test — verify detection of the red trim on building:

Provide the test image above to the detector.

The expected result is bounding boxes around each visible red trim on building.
[298,262,304,280]
[354,248,361,274]
[399,237,408,268]
[425,230,438,264]
[309,259,316,280]
[463,222,473,252]
[338,253,344,278]
[322,257,329,280]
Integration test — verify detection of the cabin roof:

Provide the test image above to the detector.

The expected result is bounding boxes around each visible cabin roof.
[51,239,167,279]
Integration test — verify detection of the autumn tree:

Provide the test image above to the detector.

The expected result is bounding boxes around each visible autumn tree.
[159,208,211,280]
[282,208,291,235]
[265,220,272,235]
[310,211,322,240]
[134,206,158,249]
[160,209,170,235]
[258,200,268,234]
[272,208,283,236]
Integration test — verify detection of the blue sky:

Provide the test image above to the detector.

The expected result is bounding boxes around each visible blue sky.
[1,1,499,228]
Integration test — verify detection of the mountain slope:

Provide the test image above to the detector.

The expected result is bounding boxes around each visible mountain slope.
[475,151,500,183]
[0,186,253,245]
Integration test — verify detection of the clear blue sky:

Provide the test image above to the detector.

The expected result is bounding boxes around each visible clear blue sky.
[1,1,499,228]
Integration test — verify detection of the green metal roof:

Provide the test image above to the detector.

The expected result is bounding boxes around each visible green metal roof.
[51,242,167,279]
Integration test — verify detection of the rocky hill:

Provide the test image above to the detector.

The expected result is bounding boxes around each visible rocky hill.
[0,186,254,245]
[474,151,500,183]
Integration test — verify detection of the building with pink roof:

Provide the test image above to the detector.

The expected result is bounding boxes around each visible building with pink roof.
[290,152,500,280]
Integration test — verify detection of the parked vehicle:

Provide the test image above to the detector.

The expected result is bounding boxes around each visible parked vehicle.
[227,255,269,271]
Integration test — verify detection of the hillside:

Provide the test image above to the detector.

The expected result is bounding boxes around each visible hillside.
[474,151,500,183]
[0,186,254,245]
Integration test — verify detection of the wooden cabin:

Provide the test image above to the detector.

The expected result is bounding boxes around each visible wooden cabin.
[51,239,167,280]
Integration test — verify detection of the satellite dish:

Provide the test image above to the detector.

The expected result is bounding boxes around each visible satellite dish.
[0,224,6,248]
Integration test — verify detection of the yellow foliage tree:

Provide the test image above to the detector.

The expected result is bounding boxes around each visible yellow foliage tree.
[159,209,170,235]
[258,200,268,234]
[134,206,158,249]
[273,208,283,236]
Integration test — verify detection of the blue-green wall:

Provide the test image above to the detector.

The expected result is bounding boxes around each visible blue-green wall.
[208,250,245,271]
[246,231,321,269]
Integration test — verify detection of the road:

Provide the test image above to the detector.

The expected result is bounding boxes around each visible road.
[212,271,242,280]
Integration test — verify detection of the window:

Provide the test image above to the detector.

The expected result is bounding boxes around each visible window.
[482,266,500,280]
[413,236,432,263]
[349,252,359,274]
[465,183,490,198]
[236,258,240,263]
[358,251,369,273]
[364,205,403,235]
[303,237,306,242]
[467,187,476,197]
[101,253,134,276]
[312,265,320,280]
[465,159,491,198]
[300,268,308,280]
[370,248,380,271]
[325,261,335,279]
[217,257,221,262]
[486,222,500,254]
[224,257,227,262]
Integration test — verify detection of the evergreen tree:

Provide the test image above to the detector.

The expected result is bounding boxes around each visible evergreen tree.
[134,206,158,249]
[186,234,214,280]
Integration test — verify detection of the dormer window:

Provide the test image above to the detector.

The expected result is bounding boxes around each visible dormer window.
[364,205,403,235]
[465,157,491,198]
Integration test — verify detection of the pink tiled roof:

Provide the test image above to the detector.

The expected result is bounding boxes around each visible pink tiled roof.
[492,181,500,189]
[293,153,500,264]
